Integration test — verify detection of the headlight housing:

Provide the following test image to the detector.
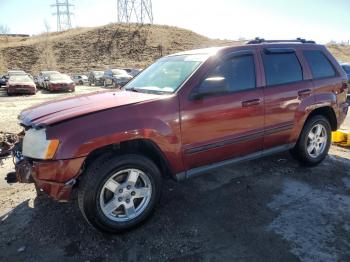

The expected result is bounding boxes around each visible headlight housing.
[22,128,60,159]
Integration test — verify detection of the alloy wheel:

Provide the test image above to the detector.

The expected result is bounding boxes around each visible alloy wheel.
[99,169,152,222]
[306,123,327,158]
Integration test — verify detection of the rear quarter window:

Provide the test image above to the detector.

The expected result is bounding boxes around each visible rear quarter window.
[262,52,303,86]
[342,65,350,74]
[303,50,336,79]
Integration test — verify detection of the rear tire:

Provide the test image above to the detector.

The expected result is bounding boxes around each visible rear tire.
[78,154,162,233]
[290,115,331,166]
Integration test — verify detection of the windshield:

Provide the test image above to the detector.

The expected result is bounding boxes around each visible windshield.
[8,71,26,76]
[111,69,129,76]
[9,75,32,83]
[43,71,59,77]
[125,54,208,93]
[50,74,71,81]
[94,71,104,76]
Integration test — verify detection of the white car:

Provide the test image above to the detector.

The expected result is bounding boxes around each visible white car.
[72,75,88,85]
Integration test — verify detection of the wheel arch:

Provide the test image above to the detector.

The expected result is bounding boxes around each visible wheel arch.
[305,106,337,131]
[81,138,173,180]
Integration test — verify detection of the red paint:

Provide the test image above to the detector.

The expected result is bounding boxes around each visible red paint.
[18,43,348,200]
[6,82,36,95]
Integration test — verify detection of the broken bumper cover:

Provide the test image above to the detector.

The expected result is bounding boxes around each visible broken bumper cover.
[15,157,85,201]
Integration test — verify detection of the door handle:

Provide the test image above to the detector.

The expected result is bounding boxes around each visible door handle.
[298,89,312,97]
[241,98,261,107]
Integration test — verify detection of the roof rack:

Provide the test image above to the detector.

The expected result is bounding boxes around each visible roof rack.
[246,37,316,44]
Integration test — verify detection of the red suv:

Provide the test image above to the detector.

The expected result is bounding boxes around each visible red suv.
[15,39,348,233]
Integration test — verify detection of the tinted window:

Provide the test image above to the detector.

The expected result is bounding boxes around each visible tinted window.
[342,65,350,74]
[262,52,303,86]
[198,55,256,95]
[304,50,336,79]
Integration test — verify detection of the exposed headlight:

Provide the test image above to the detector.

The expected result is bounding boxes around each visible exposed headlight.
[22,128,60,159]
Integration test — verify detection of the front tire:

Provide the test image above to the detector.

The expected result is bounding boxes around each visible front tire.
[78,154,162,233]
[290,115,331,166]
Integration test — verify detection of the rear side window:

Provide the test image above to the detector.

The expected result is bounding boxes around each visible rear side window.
[342,65,350,74]
[199,55,256,94]
[262,52,303,86]
[303,50,336,79]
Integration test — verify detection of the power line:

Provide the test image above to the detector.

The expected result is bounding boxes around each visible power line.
[117,0,153,24]
[51,0,74,31]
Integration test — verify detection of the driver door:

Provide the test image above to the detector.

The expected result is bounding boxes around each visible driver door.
[180,51,264,170]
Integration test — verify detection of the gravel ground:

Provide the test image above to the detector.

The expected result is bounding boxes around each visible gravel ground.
[0,87,350,262]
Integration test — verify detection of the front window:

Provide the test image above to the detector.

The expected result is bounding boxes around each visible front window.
[50,74,71,81]
[94,71,104,76]
[125,54,208,93]
[9,75,32,83]
[111,69,129,77]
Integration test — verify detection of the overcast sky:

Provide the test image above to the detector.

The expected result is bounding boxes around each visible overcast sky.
[0,0,349,43]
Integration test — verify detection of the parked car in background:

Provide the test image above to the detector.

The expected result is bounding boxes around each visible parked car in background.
[102,69,133,88]
[6,75,36,95]
[88,71,104,86]
[0,75,6,87]
[47,74,75,92]
[14,39,348,233]
[33,76,40,87]
[122,68,143,77]
[37,70,60,89]
[2,70,27,86]
[73,74,89,85]
[341,63,350,94]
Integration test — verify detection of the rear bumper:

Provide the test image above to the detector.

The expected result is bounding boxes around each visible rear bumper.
[16,157,85,201]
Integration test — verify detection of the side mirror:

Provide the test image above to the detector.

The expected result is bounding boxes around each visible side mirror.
[191,76,228,100]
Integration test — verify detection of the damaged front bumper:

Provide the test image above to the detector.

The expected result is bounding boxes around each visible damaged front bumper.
[15,156,85,202]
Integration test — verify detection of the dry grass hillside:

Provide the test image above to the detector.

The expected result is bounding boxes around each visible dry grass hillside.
[0,23,349,75]
[0,24,237,74]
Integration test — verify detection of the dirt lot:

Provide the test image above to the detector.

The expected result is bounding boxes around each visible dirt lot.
[0,87,350,262]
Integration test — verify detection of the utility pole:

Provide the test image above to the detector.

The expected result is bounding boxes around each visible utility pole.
[117,0,153,24]
[51,0,74,31]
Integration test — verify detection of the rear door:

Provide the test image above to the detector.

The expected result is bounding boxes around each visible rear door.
[261,47,314,150]
[180,51,265,170]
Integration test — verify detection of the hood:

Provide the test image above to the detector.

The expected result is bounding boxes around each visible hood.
[19,90,164,128]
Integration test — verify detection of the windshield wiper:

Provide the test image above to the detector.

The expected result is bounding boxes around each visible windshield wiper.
[126,87,141,92]
[126,87,172,95]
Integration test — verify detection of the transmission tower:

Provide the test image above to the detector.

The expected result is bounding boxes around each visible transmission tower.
[51,0,74,31]
[117,0,153,24]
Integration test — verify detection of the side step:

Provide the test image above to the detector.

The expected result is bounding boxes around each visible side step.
[332,130,350,147]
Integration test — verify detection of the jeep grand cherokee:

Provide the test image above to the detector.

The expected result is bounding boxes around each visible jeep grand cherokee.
[15,38,348,233]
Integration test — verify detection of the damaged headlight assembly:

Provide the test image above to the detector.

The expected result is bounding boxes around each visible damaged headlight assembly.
[22,128,59,159]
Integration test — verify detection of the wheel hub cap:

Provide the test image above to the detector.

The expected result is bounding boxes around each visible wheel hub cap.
[306,124,327,158]
[99,168,152,222]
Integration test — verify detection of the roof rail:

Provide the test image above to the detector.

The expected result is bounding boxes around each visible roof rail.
[246,37,316,44]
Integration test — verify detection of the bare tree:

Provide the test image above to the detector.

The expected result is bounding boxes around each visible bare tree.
[37,20,56,70]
